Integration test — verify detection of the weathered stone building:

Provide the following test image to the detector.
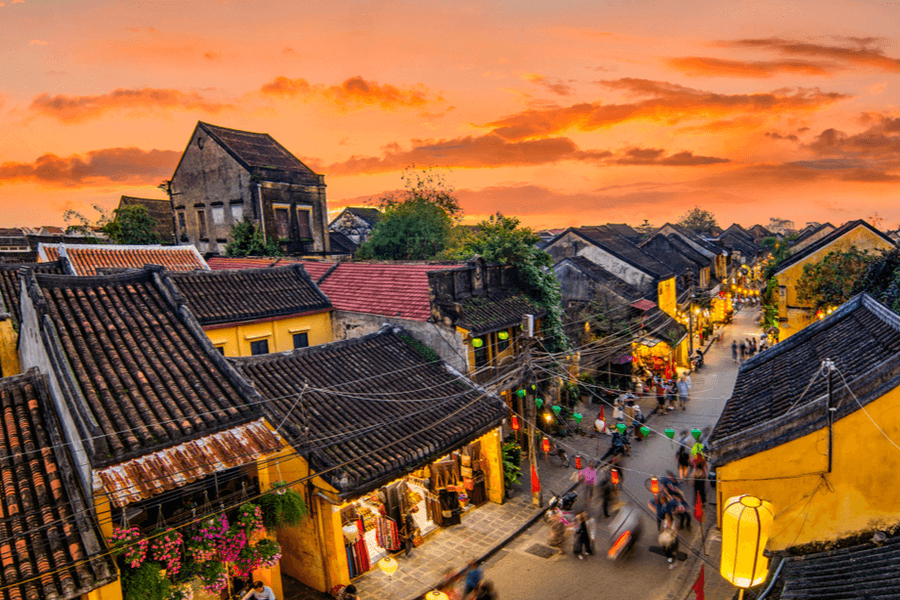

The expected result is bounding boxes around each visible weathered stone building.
[169,121,330,255]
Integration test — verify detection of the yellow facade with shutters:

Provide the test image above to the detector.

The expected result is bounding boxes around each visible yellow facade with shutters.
[775,226,894,340]
[715,384,900,552]
[657,276,677,318]
[205,310,333,357]
[0,317,20,377]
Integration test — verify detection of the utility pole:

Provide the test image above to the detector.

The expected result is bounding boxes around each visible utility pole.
[688,288,695,357]
[824,358,836,473]
[522,314,542,508]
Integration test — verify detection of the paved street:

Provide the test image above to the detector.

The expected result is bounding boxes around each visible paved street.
[477,306,759,600]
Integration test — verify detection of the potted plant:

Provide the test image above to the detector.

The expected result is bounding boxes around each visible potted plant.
[259,482,308,529]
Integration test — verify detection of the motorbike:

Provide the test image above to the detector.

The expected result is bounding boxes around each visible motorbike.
[547,489,578,514]
[691,350,704,370]
[607,502,643,560]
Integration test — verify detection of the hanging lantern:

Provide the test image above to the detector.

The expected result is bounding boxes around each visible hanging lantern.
[640,425,650,439]
[665,427,675,449]
[472,338,483,348]
[543,412,553,423]
[720,495,774,589]
[573,412,583,424]
[379,556,399,575]
[691,428,702,441]
[535,398,544,409]
[425,592,450,600]
[650,477,659,495]
[616,422,626,435]
[611,468,620,486]
[516,389,526,398]
[551,405,562,415]
[498,331,509,341]
[531,384,536,390]
[510,415,520,431]
[541,437,550,453]
[574,455,583,470]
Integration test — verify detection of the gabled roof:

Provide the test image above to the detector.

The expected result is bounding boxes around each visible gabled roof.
[658,223,724,257]
[604,223,642,244]
[719,223,755,243]
[0,250,38,263]
[665,234,712,267]
[117,195,174,242]
[195,121,320,186]
[24,267,266,467]
[205,256,337,280]
[709,294,900,465]
[715,230,761,258]
[330,207,382,227]
[553,256,644,301]
[0,260,64,326]
[329,230,359,254]
[0,368,117,599]
[772,220,896,277]
[168,264,332,326]
[749,224,773,239]
[453,289,546,336]
[640,233,704,278]
[772,529,900,599]
[39,243,209,275]
[572,226,676,280]
[234,326,508,496]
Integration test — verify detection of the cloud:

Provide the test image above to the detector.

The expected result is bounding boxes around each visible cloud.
[260,76,442,110]
[714,37,900,73]
[29,88,233,123]
[484,78,848,140]
[613,148,730,166]
[667,56,835,78]
[522,74,574,96]
[805,115,900,161]
[0,147,180,187]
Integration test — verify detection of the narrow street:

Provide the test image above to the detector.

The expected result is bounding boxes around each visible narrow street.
[478,306,759,600]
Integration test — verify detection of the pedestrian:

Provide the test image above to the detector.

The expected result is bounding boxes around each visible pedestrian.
[649,490,671,531]
[334,585,359,600]
[693,456,708,506]
[676,443,691,480]
[572,512,594,559]
[731,340,738,363]
[577,461,597,503]
[241,581,277,600]
[463,561,484,599]
[739,341,746,362]
[655,380,666,415]
[659,514,680,569]
[475,581,498,600]
[677,371,691,411]
[665,380,677,411]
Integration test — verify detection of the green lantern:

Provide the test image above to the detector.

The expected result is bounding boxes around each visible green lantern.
[551,405,562,415]
[616,422,626,435]
[531,384,536,390]
[665,427,675,449]
[640,425,650,439]
[516,389,526,398]
[498,331,509,340]
[535,398,544,409]
[691,428,702,441]
[472,338,483,348]
[573,412,583,424]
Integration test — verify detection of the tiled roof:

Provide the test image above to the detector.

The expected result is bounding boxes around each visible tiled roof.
[25,267,264,466]
[715,230,761,258]
[205,256,337,280]
[665,234,712,268]
[554,256,644,301]
[234,326,508,495]
[316,262,459,320]
[332,207,382,225]
[773,220,896,276]
[0,250,39,263]
[39,243,209,276]
[118,195,175,243]
[605,223,642,244]
[0,368,117,600]
[0,260,63,326]
[168,264,332,326]
[774,530,900,599]
[710,294,900,464]
[454,289,547,336]
[198,122,320,185]
[640,307,687,347]
[329,231,358,254]
[640,233,703,277]
[576,226,676,280]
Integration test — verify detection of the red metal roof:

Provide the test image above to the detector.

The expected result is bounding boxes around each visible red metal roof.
[97,419,283,507]
[316,263,459,321]
[630,298,657,311]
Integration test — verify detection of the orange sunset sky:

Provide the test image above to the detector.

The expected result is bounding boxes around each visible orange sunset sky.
[2,0,900,231]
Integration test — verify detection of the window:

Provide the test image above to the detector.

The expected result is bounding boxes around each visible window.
[250,339,269,355]
[211,205,225,225]
[275,208,290,239]
[231,203,243,222]
[296,209,312,239]
[177,212,186,233]
[474,342,488,368]
[293,332,309,349]
[496,330,510,353]
[215,346,225,354]
[197,210,207,238]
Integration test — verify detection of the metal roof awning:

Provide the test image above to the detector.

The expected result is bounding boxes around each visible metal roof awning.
[630,299,657,311]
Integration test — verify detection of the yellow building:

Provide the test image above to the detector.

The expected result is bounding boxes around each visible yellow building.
[709,294,900,552]
[773,220,895,340]
[167,264,334,356]
[235,326,508,595]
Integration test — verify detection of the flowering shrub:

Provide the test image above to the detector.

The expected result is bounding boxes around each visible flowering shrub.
[199,561,228,595]
[107,526,149,569]
[150,528,183,576]
[186,513,228,565]
[236,503,265,537]
[167,583,194,600]
[232,538,282,576]
[217,526,247,563]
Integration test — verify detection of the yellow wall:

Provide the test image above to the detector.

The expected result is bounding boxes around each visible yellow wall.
[480,427,505,504]
[461,322,536,375]
[0,318,20,377]
[206,311,333,357]
[657,277,677,318]
[82,579,122,600]
[775,226,894,340]
[716,384,900,551]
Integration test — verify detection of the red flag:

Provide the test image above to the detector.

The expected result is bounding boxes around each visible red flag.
[692,565,705,600]
[531,463,541,494]
[694,491,703,523]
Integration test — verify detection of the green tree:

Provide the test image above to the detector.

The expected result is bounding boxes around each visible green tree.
[101,205,160,244]
[760,276,779,329]
[635,219,654,241]
[677,206,718,236]
[62,204,110,243]
[224,219,281,257]
[357,169,459,260]
[761,236,791,279]
[852,247,900,314]
[796,247,876,312]
[449,213,570,353]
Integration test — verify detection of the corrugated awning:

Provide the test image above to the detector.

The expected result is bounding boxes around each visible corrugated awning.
[630,299,657,311]
[97,419,283,508]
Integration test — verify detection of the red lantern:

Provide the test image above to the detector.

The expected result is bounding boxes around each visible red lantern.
[541,437,550,453]
[650,477,659,495]
[510,415,520,431]
[574,455,583,470]
[611,468,620,486]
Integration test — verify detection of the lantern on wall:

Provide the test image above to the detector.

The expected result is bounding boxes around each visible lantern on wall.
[650,477,659,495]
[720,495,774,592]
[510,415,520,431]
[498,331,509,340]
[472,338,484,348]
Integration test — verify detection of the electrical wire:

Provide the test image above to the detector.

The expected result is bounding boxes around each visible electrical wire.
[835,366,900,453]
